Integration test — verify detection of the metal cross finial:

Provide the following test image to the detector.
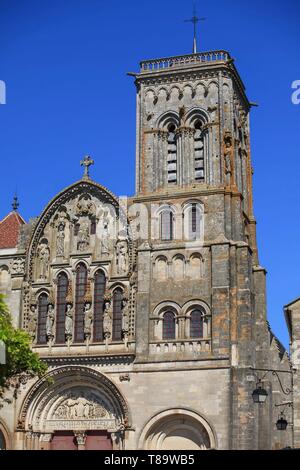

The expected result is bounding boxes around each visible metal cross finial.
[80,155,94,180]
[12,194,19,212]
[184,4,206,54]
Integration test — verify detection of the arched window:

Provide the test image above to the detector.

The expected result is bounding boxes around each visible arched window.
[56,272,68,344]
[188,203,201,240]
[93,270,106,342]
[74,263,87,343]
[167,123,177,183]
[190,309,204,338]
[36,293,48,345]
[112,288,123,341]
[163,311,176,340]
[0,429,6,450]
[194,120,205,182]
[160,208,174,241]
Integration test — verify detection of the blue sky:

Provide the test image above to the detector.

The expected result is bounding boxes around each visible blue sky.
[0,0,299,347]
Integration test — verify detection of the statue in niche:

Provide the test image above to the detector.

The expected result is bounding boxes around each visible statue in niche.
[65,303,74,340]
[224,133,233,186]
[46,303,55,340]
[100,211,110,255]
[116,239,128,275]
[56,222,65,257]
[77,220,90,252]
[103,300,112,337]
[38,241,50,280]
[28,304,38,341]
[84,301,93,339]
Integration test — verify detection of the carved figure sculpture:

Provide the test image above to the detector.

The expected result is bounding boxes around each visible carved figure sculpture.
[77,220,90,252]
[84,302,93,338]
[46,303,55,339]
[101,211,110,255]
[38,241,50,279]
[65,303,74,339]
[224,133,233,186]
[116,239,128,274]
[28,305,38,341]
[56,223,65,257]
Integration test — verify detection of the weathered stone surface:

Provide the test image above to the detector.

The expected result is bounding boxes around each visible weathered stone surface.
[0,49,292,450]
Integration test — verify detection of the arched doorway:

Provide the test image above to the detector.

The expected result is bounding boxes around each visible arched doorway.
[19,366,130,450]
[139,409,216,450]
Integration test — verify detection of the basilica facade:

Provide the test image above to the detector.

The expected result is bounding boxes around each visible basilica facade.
[0,49,295,450]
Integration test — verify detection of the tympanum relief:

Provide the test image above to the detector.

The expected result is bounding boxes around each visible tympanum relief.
[53,391,110,420]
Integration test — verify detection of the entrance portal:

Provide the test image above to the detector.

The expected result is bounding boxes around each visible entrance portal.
[19,366,130,451]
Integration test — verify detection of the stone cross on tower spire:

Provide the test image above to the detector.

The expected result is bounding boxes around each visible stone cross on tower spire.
[80,155,94,180]
[184,4,206,54]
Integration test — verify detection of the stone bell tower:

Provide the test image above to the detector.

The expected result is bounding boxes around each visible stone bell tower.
[128,47,290,450]
[134,51,253,210]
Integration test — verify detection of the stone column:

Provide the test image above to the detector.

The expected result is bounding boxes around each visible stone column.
[25,431,33,450]
[74,431,86,451]
[39,433,53,450]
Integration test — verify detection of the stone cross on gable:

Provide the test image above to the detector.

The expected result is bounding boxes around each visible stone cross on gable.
[12,195,19,212]
[80,155,94,180]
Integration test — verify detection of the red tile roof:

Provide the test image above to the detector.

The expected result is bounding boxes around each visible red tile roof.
[0,211,25,249]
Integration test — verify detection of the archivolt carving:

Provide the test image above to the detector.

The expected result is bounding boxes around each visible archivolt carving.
[18,366,131,431]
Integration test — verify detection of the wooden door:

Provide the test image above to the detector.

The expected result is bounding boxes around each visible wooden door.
[50,432,77,450]
[85,431,112,450]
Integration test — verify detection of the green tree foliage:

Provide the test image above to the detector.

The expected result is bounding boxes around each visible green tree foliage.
[0,294,47,404]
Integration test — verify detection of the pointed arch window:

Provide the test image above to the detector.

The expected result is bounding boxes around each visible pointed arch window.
[56,273,68,344]
[74,263,87,343]
[37,293,48,345]
[93,270,106,342]
[163,311,176,340]
[160,208,174,241]
[167,123,177,183]
[112,288,123,341]
[194,120,205,182]
[190,309,204,338]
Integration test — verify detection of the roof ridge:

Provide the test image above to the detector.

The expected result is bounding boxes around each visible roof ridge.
[0,211,25,226]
